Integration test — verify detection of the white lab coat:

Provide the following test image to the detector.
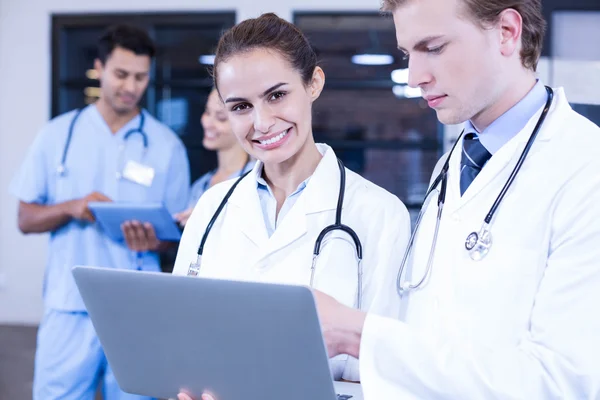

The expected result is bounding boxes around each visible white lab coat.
[359,87,600,399]
[173,143,411,382]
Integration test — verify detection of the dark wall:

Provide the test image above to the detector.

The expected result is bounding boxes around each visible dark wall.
[542,0,600,57]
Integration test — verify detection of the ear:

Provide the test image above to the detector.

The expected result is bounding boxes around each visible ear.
[308,66,325,102]
[497,8,523,58]
[94,58,104,78]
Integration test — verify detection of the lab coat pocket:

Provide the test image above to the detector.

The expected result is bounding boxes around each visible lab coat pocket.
[456,246,542,337]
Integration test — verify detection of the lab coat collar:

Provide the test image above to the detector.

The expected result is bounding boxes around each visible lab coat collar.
[448,87,570,211]
[226,143,341,253]
[302,143,343,214]
[262,144,341,259]
[225,163,270,248]
[228,143,340,213]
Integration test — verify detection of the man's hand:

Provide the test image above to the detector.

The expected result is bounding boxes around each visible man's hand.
[67,191,112,222]
[121,221,161,252]
[313,290,367,359]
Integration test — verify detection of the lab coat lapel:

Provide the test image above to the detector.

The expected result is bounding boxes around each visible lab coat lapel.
[445,142,463,211]
[304,145,341,215]
[453,136,521,210]
[227,165,269,248]
[259,195,309,260]
[257,144,340,260]
[450,92,559,212]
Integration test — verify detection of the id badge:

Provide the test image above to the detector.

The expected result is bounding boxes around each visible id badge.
[122,160,155,187]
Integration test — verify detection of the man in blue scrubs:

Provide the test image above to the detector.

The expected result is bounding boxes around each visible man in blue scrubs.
[10,24,190,399]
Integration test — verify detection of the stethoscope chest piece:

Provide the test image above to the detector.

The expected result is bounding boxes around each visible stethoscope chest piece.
[187,254,202,277]
[465,223,492,261]
[57,164,67,177]
[465,232,479,251]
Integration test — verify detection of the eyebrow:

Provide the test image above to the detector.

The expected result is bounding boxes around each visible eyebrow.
[398,35,445,53]
[115,68,148,76]
[224,82,288,104]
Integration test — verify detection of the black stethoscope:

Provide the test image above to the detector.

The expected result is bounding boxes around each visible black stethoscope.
[396,86,554,294]
[56,107,149,177]
[186,158,365,308]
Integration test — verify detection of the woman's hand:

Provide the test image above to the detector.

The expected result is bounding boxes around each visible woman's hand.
[177,392,215,400]
[174,208,194,227]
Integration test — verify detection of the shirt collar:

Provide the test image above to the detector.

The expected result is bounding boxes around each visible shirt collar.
[465,79,548,154]
[254,144,332,197]
[256,163,310,198]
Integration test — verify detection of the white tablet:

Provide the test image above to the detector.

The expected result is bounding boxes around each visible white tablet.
[88,202,182,242]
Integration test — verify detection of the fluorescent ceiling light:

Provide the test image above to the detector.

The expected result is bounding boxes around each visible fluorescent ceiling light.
[86,69,99,80]
[393,85,421,99]
[391,68,409,84]
[84,87,101,98]
[198,55,216,65]
[351,54,394,66]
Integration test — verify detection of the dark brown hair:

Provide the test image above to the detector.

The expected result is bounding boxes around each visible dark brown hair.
[380,0,546,71]
[97,24,155,65]
[212,13,317,90]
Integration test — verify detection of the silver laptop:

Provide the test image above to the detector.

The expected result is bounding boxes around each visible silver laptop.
[72,266,363,400]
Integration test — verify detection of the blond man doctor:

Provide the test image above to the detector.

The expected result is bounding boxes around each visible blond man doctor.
[315,0,600,399]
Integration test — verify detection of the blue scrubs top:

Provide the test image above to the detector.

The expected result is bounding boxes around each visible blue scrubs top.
[9,105,190,312]
[187,160,255,209]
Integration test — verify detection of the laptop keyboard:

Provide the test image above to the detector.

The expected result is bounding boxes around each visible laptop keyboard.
[336,395,353,400]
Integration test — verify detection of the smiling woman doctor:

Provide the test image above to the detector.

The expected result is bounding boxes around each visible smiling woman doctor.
[172,12,410,387]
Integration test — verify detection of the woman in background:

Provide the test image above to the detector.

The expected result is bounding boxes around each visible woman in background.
[175,88,253,226]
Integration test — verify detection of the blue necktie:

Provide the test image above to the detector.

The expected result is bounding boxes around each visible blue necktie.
[460,133,492,196]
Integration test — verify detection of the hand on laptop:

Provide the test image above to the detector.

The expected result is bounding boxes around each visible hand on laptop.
[313,289,367,360]
[121,221,161,251]
[177,392,215,400]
